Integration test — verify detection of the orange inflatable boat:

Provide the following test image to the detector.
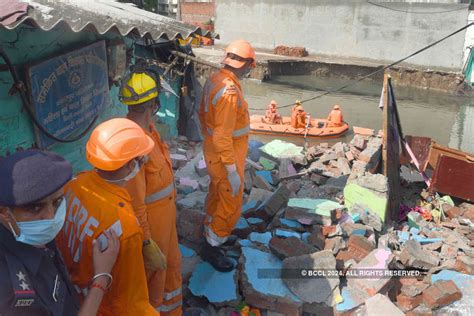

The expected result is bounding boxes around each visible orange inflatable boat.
[250,115,350,138]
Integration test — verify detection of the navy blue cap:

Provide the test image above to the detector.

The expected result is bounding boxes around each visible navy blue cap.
[0,150,72,207]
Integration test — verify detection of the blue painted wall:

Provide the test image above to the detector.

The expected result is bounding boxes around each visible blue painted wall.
[0,25,180,173]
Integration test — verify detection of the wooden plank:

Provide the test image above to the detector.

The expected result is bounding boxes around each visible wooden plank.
[428,142,474,170]
[430,155,474,202]
[382,75,401,224]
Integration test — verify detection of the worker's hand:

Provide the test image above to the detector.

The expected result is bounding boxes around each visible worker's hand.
[92,229,120,275]
[143,239,167,272]
[225,164,241,197]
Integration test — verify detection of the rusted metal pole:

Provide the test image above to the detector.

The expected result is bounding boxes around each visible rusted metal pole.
[170,50,221,69]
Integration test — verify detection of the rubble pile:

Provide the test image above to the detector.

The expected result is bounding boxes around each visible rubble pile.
[170,133,474,316]
[273,45,309,57]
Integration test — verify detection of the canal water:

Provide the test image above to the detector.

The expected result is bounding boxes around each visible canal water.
[242,75,474,154]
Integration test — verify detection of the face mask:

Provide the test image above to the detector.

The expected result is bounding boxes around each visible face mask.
[9,198,67,246]
[106,159,141,183]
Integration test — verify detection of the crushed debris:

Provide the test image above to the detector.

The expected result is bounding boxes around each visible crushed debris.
[169,134,473,315]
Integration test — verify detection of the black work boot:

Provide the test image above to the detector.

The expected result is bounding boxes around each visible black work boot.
[201,242,235,272]
[222,234,238,247]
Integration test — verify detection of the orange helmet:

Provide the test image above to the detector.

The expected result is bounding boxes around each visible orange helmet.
[86,118,154,171]
[223,40,256,69]
[333,104,341,110]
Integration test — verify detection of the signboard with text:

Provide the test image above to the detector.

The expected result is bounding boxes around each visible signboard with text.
[28,41,110,148]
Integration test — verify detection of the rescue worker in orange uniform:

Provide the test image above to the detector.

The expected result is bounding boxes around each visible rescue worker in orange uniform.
[56,118,162,316]
[291,100,307,129]
[327,104,344,127]
[119,70,182,314]
[264,100,282,124]
[198,39,255,272]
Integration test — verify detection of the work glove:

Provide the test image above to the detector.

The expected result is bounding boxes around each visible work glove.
[225,164,241,197]
[143,239,167,272]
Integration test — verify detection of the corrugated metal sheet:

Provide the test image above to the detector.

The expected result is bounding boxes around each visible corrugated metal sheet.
[1,0,218,40]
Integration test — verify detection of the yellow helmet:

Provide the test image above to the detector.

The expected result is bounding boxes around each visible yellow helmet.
[119,72,159,106]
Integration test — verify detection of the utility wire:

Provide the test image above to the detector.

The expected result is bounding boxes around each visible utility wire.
[248,21,474,111]
[367,1,469,14]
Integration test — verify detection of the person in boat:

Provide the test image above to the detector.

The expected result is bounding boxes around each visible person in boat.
[291,100,308,129]
[264,100,282,124]
[327,104,344,127]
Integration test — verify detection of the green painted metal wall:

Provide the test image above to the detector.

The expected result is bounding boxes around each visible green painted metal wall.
[0,25,180,173]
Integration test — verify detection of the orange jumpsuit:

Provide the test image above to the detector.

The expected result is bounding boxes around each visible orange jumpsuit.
[56,171,157,316]
[125,125,182,315]
[265,105,282,124]
[291,108,307,129]
[327,109,343,127]
[199,68,250,246]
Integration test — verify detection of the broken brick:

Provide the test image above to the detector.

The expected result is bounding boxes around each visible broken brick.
[405,305,433,316]
[307,226,326,250]
[322,225,337,236]
[341,222,367,236]
[177,208,205,244]
[345,150,355,162]
[359,137,382,169]
[396,293,423,312]
[440,244,458,260]
[170,153,188,169]
[347,235,375,262]
[422,280,462,309]
[269,236,317,260]
[365,293,404,316]
[337,157,352,175]
[348,248,394,296]
[319,151,338,164]
[324,236,345,255]
[455,255,474,275]
[399,240,440,270]
[351,134,367,151]
[261,184,290,218]
[310,173,328,185]
[254,174,274,191]
[445,206,462,219]
[194,158,208,177]
[400,279,430,298]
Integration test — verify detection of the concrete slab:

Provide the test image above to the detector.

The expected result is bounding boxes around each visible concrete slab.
[275,229,301,239]
[256,170,274,185]
[240,246,302,313]
[344,183,387,221]
[287,198,344,217]
[280,218,303,230]
[249,232,272,246]
[179,244,196,258]
[260,139,304,161]
[283,250,339,305]
[189,262,240,305]
[365,293,404,316]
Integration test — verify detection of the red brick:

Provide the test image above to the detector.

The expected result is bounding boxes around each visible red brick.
[346,235,374,262]
[455,255,474,275]
[422,280,462,309]
[322,225,337,236]
[445,206,462,219]
[396,293,423,312]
